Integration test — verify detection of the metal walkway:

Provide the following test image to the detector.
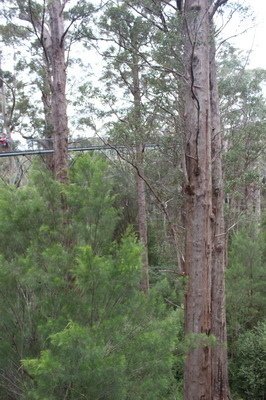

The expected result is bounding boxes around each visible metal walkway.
[0,144,157,158]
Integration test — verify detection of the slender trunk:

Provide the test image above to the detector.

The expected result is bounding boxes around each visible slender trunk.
[18,2,68,180]
[246,182,261,226]
[0,51,11,144]
[48,0,69,183]
[0,51,21,184]
[42,90,54,171]
[136,145,149,293]
[41,58,54,172]
[183,1,212,398]
[132,42,149,293]
[209,28,230,400]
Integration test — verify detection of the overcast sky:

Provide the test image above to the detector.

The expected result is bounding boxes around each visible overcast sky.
[221,0,266,69]
[246,0,266,68]
[2,0,266,144]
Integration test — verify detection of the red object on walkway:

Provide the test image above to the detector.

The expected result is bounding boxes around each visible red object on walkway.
[0,136,8,147]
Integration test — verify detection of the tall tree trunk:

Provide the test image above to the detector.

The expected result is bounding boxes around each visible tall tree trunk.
[209,27,230,400]
[0,51,21,184]
[0,51,11,146]
[18,0,69,181]
[246,182,261,227]
[183,1,212,398]
[41,57,54,172]
[136,144,149,293]
[132,42,149,293]
[48,0,69,183]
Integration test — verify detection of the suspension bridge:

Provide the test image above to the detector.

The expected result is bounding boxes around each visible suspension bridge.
[0,144,158,158]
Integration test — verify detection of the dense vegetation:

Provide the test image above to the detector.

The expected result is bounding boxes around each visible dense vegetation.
[0,0,265,399]
[0,156,179,399]
[0,154,264,399]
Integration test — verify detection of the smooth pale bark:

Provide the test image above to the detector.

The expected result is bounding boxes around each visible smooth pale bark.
[183,1,212,398]
[18,1,69,181]
[0,53,9,141]
[136,146,149,293]
[246,182,261,226]
[209,29,230,400]
[41,58,54,172]
[48,0,69,182]
[0,51,21,184]
[132,41,149,293]
[0,51,12,147]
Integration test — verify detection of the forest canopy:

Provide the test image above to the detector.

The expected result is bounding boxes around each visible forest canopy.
[0,1,265,399]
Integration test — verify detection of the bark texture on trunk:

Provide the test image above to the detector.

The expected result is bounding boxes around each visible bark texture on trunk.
[209,29,230,400]
[0,51,21,184]
[136,146,149,293]
[19,1,69,181]
[132,41,149,293]
[246,182,261,226]
[48,0,69,183]
[41,58,54,172]
[183,1,212,398]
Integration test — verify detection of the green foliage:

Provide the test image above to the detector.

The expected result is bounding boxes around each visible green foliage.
[68,154,119,252]
[20,237,178,399]
[23,307,179,400]
[226,225,266,399]
[0,183,45,258]
[218,45,266,210]
[226,227,266,337]
[229,321,266,400]
[0,155,179,399]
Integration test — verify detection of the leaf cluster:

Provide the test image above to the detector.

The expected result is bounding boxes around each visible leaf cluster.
[0,155,180,399]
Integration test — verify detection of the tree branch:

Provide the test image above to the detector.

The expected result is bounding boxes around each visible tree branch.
[209,0,229,19]
[19,0,51,64]
[95,134,185,273]
[0,77,16,129]
[60,16,80,47]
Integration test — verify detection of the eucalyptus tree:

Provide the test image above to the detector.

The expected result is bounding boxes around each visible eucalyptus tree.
[209,24,230,400]
[0,50,33,184]
[218,45,266,228]
[99,3,164,292]
[0,11,52,156]
[18,0,73,182]
[1,0,95,181]
[181,1,233,397]
[124,0,231,398]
